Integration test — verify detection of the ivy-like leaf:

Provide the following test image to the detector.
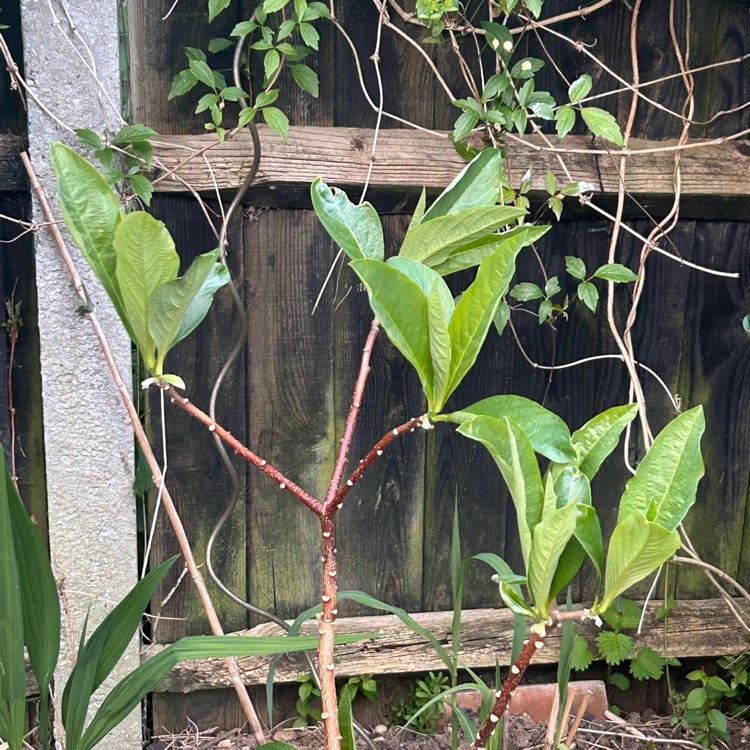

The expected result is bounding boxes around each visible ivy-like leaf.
[630,646,665,681]
[168,69,198,99]
[565,255,586,281]
[208,0,232,21]
[570,635,594,671]
[608,672,631,691]
[594,263,638,283]
[555,105,576,140]
[291,64,319,97]
[578,281,599,312]
[596,631,633,666]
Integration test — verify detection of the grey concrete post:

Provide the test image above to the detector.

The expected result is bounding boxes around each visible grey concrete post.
[19,1,140,748]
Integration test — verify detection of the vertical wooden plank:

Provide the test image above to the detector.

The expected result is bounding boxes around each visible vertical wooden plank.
[333,215,425,614]
[128,0,239,133]
[0,3,25,134]
[147,196,248,732]
[0,193,47,539]
[244,209,335,623]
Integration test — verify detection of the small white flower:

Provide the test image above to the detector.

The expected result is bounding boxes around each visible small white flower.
[491,38,500,49]
[503,40,513,52]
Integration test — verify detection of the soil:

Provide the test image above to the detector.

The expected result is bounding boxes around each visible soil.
[148,710,750,750]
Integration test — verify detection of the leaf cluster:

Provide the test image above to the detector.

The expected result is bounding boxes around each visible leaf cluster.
[50,143,231,382]
[672,669,735,748]
[570,598,680,692]
[170,0,329,141]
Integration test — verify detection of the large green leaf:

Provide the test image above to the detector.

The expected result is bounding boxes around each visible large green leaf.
[617,406,705,530]
[148,250,230,373]
[350,259,434,404]
[599,514,680,613]
[442,241,521,406]
[385,257,454,408]
[399,206,526,268]
[50,143,125,317]
[527,502,579,617]
[422,148,504,221]
[431,224,550,276]
[311,178,384,261]
[443,395,575,463]
[457,416,543,566]
[572,404,638,480]
[7,459,60,750]
[0,458,26,750]
[113,212,179,369]
[552,465,592,508]
[63,557,179,749]
[79,633,375,750]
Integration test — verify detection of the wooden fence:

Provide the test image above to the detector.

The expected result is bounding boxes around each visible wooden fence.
[3,0,750,734]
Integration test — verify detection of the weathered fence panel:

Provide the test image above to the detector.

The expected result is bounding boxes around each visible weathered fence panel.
[121,0,750,731]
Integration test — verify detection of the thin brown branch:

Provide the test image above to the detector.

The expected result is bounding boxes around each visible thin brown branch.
[20,152,267,745]
[166,386,322,515]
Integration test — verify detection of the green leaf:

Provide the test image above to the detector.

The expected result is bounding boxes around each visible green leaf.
[444,395,575,463]
[581,107,625,147]
[264,49,281,80]
[50,143,129,321]
[572,404,639,480]
[602,598,641,630]
[112,124,159,145]
[386,257,453,409]
[264,0,290,11]
[596,631,633,666]
[291,64,319,97]
[148,250,230,373]
[338,680,356,750]
[598,513,681,613]
[189,58,217,88]
[311,178,384,261]
[129,174,154,206]
[593,263,638,283]
[208,37,233,52]
[430,224,549,277]
[113,212,179,369]
[568,74,593,104]
[630,646,665,681]
[525,0,542,18]
[7,457,60,749]
[608,672,631,691]
[527,502,579,616]
[452,109,479,141]
[545,170,557,196]
[617,406,705,530]
[443,240,522,403]
[510,282,544,301]
[298,22,319,49]
[79,632,373,750]
[555,105,576,140]
[494,300,511,336]
[349,259,433,403]
[578,281,599,312]
[400,205,525,268]
[168,69,198,99]
[510,57,544,79]
[565,256,586,281]
[423,149,504,221]
[457,416,544,566]
[707,709,728,733]
[262,106,289,140]
[208,0,232,21]
[75,128,103,149]
[570,635,594,671]
[0,456,27,750]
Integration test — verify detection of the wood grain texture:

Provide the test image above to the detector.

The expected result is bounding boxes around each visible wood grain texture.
[149,129,750,219]
[144,598,750,693]
[333,215,426,615]
[0,135,28,192]
[146,196,249,643]
[243,209,334,624]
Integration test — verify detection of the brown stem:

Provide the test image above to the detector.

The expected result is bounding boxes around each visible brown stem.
[318,512,340,745]
[167,386,322,515]
[21,152,267,745]
[328,416,425,512]
[471,632,549,750]
[323,318,379,506]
